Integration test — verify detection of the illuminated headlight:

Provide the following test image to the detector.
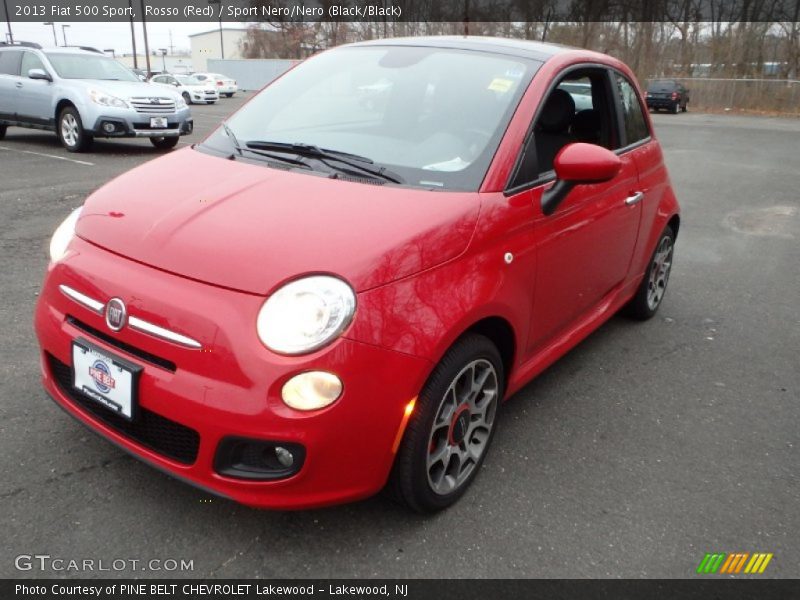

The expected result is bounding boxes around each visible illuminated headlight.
[88,88,128,109]
[282,371,343,411]
[49,207,82,263]
[256,276,356,355]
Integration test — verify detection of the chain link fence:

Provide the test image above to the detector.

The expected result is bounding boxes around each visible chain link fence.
[647,78,800,116]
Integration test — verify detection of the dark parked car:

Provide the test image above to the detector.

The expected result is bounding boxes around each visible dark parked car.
[645,80,689,113]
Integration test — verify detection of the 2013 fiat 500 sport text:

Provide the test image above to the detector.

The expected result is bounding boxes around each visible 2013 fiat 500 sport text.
[35,37,680,512]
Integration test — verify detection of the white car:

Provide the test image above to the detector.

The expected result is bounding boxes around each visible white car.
[150,74,219,105]
[191,73,238,97]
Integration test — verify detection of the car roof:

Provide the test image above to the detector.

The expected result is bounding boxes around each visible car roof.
[346,36,578,62]
[42,48,107,57]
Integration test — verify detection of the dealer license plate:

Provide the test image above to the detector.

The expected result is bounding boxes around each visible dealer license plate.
[72,339,140,421]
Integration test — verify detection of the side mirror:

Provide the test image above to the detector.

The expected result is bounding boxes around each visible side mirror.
[541,143,622,216]
[28,68,52,82]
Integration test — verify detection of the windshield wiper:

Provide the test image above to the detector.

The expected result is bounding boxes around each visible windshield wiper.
[221,125,310,169]
[245,141,404,184]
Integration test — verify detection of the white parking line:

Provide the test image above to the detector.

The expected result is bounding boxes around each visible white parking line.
[0,145,95,166]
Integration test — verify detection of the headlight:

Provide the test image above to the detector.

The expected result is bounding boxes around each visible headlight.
[175,95,187,109]
[88,88,128,109]
[49,207,82,263]
[256,276,356,355]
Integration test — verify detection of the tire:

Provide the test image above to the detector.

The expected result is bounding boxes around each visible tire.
[388,333,504,513]
[224,93,233,98]
[624,225,675,320]
[0,124,6,140]
[671,102,680,114]
[149,136,180,150]
[182,92,192,105]
[58,107,93,152]
[682,103,688,112]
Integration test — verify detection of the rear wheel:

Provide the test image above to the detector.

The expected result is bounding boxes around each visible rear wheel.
[149,136,180,150]
[625,226,675,320]
[58,107,93,152]
[671,102,680,114]
[224,93,234,98]
[682,103,688,112]
[388,333,504,513]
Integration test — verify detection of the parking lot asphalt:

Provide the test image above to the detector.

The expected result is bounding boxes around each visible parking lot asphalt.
[1,96,798,579]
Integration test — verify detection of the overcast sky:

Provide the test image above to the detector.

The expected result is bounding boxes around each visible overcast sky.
[8,21,245,55]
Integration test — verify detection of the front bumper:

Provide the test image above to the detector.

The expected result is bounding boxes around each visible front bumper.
[35,237,431,509]
[87,107,193,139]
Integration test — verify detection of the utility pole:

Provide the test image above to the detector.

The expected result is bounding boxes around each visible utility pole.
[128,0,138,68]
[61,24,70,47]
[2,0,13,44]
[169,29,174,55]
[139,0,151,77]
[207,0,224,59]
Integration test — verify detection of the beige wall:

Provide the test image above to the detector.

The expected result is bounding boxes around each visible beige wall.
[190,29,246,72]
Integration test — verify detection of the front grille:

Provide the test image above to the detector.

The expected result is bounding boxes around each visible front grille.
[67,315,176,372]
[129,98,177,114]
[132,122,179,130]
[47,353,200,464]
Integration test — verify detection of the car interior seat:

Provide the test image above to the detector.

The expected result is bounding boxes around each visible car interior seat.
[534,88,576,173]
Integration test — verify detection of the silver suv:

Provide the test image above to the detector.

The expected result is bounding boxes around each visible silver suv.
[0,43,193,152]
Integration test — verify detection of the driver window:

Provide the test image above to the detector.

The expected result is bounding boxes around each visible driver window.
[510,68,617,189]
[21,52,46,77]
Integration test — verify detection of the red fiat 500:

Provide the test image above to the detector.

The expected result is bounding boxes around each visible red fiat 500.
[35,37,679,512]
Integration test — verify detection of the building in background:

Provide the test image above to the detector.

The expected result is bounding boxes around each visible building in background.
[190,28,248,72]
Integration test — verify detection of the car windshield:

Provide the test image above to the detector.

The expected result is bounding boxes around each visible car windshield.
[202,46,539,191]
[46,53,140,81]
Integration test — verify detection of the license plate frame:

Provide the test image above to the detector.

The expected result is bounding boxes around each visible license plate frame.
[150,116,168,128]
[72,338,142,422]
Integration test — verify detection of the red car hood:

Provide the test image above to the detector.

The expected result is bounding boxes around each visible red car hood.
[76,148,480,295]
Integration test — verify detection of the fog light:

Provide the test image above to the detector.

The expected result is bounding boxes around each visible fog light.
[274,446,294,467]
[102,122,116,133]
[281,371,342,411]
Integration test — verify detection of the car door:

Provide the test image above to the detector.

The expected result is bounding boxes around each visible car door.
[0,50,23,120]
[611,71,669,277]
[507,66,643,353]
[16,51,53,125]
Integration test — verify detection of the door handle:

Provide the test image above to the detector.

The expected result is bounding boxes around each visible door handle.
[625,191,645,206]
[15,82,23,88]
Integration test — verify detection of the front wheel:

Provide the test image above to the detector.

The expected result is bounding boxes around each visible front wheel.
[388,333,504,513]
[150,136,180,150]
[224,93,234,98]
[58,107,93,152]
[182,92,192,105]
[625,226,675,320]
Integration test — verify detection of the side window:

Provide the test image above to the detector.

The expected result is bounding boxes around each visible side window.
[0,50,23,76]
[510,68,617,189]
[20,52,46,77]
[614,73,649,146]
[152,76,163,83]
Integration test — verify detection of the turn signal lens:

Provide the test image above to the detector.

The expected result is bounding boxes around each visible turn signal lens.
[281,371,342,411]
